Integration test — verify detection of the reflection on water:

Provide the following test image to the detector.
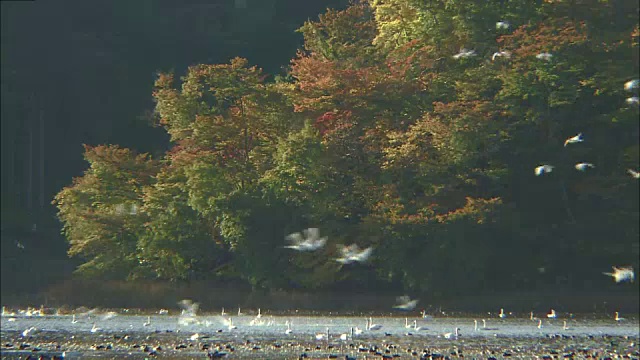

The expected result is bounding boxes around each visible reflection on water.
[1,312,639,359]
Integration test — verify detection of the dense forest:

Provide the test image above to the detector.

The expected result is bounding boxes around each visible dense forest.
[7,0,640,301]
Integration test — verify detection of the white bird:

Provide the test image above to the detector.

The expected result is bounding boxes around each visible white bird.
[496,21,510,30]
[367,317,382,330]
[22,327,36,337]
[537,319,543,329]
[393,295,419,311]
[492,51,511,61]
[413,320,425,331]
[339,331,349,341]
[220,308,226,316]
[614,312,625,322]
[71,314,78,324]
[443,328,460,339]
[285,320,293,334]
[189,333,199,341]
[284,228,327,251]
[143,316,151,327]
[535,165,554,176]
[315,327,329,340]
[453,48,476,59]
[101,311,118,320]
[603,266,635,283]
[237,307,243,316]
[474,319,478,331]
[624,79,639,91]
[547,309,557,319]
[178,299,199,317]
[158,309,169,315]
[627,169,640,179]
[481,319,498,330]
[222,317,237,330]
[353,326,363,335]
[499,308,507,319]
[626,97,639,106]
[90,323,101,333]
[530,311,535,321]
[563,321,570,330]
[335,244,374,264]
[404,318,412,328]
[575,162,595,171]
[536,52,553,61]
[564,133,584,147]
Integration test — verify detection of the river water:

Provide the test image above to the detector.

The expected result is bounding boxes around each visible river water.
[1,310,638,359]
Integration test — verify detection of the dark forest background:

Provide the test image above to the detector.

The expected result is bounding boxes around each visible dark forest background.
[1,0,638,310]
[1,0,350,297]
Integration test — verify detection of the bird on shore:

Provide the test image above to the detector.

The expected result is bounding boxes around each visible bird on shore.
[603,266,635,283]
[499,308,507,319]
[614,312,625,322]
[547,309,557,319]
[443,328,460,339]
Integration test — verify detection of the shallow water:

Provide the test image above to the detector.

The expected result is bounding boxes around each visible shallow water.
[1,312,639,359]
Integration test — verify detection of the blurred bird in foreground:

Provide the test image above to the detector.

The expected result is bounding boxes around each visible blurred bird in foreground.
[602,266,635,283]
[564,133,584,147]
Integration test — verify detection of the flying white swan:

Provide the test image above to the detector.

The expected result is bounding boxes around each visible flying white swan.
[284,228,327,251]
[603,266,635,283]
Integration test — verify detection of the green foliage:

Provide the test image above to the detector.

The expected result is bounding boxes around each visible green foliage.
[54,1,639,296]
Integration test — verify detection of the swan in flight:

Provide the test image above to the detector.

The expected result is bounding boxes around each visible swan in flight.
[564,133,584,147]
[575,162,595,171]
[603,266,635,283]
[535,165,554,176]
[496,21,510,30]
[158,309,169,315]
[536,52,553,61]
[284,228,327,251]
[335,243,373,264]
[626,97,639,106]
[393,295,419,311]
[624,79,639,91]
[453,48,476,59]
[178,299,199,317]
[627,169,640,179]
[492,51,511,61]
